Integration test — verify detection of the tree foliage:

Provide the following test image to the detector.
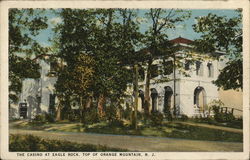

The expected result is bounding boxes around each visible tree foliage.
[54,9,142,119]
[142,9,191,115]
[9,9,48,103]
[193,9,242,90]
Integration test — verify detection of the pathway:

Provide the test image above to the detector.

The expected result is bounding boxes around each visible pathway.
[9,129,243,152]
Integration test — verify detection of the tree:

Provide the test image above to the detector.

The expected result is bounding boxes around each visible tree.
[54,54,95,121]
[142,9,191,116]
[9,9,48,103]
[55,9,141,121]
[193,9,242,90]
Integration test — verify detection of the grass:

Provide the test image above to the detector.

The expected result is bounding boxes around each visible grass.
[187,118,243,129]
[85,121,243,142]
[10,120,243,142]
[9,134,127,152]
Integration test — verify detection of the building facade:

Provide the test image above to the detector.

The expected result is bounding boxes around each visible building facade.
[9,37,242,119]
[124,37,229,117]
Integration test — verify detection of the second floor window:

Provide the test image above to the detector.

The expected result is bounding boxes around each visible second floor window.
[50,61,58,73]
[185,61,191,70]
[196,61,203,76]
[150,64,159,78]
[163,60,173,75]
[207,63,214,77]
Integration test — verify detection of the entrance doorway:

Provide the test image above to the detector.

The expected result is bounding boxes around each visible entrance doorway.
[194,86,207,111]
[19,102,28,119]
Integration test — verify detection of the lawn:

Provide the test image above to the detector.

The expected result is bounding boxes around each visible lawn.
[10,120,243,142]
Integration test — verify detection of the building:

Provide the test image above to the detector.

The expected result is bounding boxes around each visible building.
[9,37,243,119]
[9,59,58,119]
[124,37,242,117]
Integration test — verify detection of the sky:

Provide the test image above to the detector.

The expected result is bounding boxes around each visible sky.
[35,9,240,47]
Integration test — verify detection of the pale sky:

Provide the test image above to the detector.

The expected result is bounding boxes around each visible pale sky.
[33,9,240,47]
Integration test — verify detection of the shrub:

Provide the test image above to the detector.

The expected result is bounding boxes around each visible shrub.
[136,111,144,121]
[68,110,80,122]
[105,104,125,127]
[109,119,124,127]
[209,100,236,123]
[212,107,235,123]
[32,113,55,123]
[150,111,164,126]
[9,134,127,151]
[180,114,188,121]
[33,114,46,123]
[45,113,55,123]
[82,107,99,125]
[122,106,132,120]
[164,111,173,121]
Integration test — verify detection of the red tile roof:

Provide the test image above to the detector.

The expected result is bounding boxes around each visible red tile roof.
[170,37,193,44]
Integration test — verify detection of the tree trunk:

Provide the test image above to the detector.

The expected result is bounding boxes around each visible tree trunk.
[85,96,92,109]
[79,96,85,123]
[144,61,152,117]
[56,99,62,121]
[98,94,106,118]
[133,64,139,130]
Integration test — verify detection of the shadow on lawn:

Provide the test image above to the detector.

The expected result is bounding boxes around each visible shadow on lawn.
[85,122,243,142]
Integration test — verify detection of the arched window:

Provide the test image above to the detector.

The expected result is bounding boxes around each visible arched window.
[207,63,214,77]
[139,90,144,109]
[196,61,203,76]
[150,88,158,112]
[151,65,159,78]
[163,60,173,75]
[164,86,173,113]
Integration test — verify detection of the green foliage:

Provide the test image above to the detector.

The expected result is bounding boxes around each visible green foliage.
[33,114,46,123]
[213,59,242,90]
[55,54,95,98]
[9,134,127,151]
[45,113,55,123]
[180,114,188,121]
[105,104,124,127]
[208,100,235,123]
[193,10,242,90]
[67,110,81,122]
[9,9,48,103]
[33,113,55,123]
[82,107,99,125]
[164,112,173,121]
[212,108,235,123]
[191,116,217,125]
[150,111,164,126]
[84,121,242,142]
[121,105,132,120]
[53,9,142,118]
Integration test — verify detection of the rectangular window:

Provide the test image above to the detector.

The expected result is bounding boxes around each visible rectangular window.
[185,61,190,70]
[207,63,214,77]
[49,94,56,114]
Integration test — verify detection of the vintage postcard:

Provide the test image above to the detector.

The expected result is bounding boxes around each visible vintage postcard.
[0,0,249,160]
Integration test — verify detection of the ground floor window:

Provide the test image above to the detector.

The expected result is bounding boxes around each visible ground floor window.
[49,94,56,115]
[164,86,173,113]
[151,88,158,112]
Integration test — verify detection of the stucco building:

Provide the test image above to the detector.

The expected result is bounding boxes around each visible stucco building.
[9,37,243,119]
